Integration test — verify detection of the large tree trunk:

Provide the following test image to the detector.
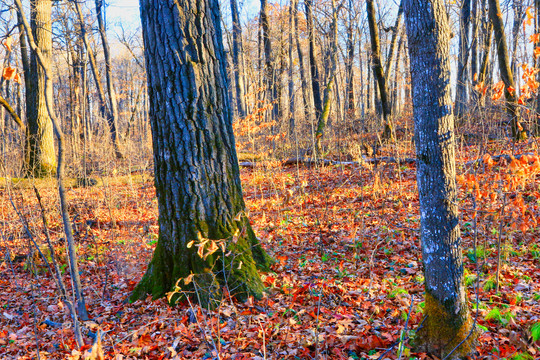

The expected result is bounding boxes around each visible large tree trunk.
[25,0,56,177]
[366,0,394,141]
[133,0,271,307]
[489,0,526,140]
[95,0,122,158]
[230,0,247,119]
[403,0,477,357]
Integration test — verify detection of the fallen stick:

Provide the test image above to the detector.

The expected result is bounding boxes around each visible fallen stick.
[465,153,536,167]
[239,156,417,168]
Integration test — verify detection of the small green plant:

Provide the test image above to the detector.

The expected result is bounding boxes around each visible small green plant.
[466,246,485,262]
[485,306,514,326]
[483,276,496,292]
[510,353,534,360]
[389,288,409,299]
[531,322,540,342]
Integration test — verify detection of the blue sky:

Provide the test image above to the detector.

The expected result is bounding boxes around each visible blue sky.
[106,0,262,31]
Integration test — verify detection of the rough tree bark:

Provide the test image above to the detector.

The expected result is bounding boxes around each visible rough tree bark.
[489,0,527,140]
[132,0,271,307]
[403,0,477,357]
[25,0,56,177]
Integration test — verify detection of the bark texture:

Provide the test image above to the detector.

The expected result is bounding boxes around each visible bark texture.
[403,0,477,357]
[133,0,271,307]
[25,0,56,177]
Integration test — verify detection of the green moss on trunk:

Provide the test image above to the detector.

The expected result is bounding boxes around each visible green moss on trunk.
[130,218,272,308]
[414,292,477,359]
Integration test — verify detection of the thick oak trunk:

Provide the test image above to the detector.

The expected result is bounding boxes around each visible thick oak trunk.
[133,0,271,307]
[404,0,477,357]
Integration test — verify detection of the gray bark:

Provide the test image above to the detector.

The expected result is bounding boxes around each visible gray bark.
[403,0,476,357]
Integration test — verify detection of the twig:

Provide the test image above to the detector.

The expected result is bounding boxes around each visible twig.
[397,295,415,360]
[377,315,427,360]
[496,194,506,293]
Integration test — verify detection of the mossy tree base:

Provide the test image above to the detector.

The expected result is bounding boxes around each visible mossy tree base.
[414,293,478,359]
[130,221,272,309]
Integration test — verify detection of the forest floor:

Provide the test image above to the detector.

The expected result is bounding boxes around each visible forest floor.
[0,141,539,359]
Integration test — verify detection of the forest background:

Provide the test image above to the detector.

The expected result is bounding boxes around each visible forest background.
[0,0,539,359]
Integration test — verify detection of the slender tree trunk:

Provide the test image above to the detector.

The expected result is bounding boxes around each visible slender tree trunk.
[260,0,278,124]
[294,0,312,126]
[230,0,246,119]
[15,0,89,328]
[384,2,403,78]
[345,0,356,117]
[489,0,526,139]
[403,0,477,357]
[315,0,338,153]
[132,0,271,307]
[473,13,492,106]
[72,0,122,157]
[288,0,296,137]
[95,0,122,158]
[454,0,471,123]
[470,0,479,104]
[305,0,323,120]
[510,0,523,90]
[366,0,394,141]
[536,0,540,134]
[25,0,56,177]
